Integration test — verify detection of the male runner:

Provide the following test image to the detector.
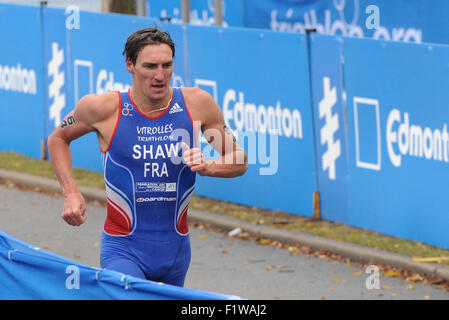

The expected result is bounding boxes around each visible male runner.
[48,28,247,287]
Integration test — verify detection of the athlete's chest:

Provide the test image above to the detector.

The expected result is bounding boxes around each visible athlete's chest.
[107,90,194,179]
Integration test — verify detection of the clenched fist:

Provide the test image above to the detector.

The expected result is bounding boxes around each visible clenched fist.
[181,142,210,176]
[61,192,87,226]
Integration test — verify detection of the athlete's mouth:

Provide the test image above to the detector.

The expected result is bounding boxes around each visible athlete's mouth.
[151,83,165,89]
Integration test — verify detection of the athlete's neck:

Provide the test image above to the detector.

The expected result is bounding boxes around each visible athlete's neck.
[129,86,173,115]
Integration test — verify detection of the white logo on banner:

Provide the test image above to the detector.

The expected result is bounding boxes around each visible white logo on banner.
[386,109,449,167]
[319,77,341,180]
[353,97,381,171]
[48,42,66,128]
[269,0,422,43]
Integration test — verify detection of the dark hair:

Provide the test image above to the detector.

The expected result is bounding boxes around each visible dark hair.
[123,27,175,65]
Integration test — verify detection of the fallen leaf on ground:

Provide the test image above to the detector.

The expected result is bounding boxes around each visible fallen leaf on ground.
[199,234,208,239]
[412,256,449,263]
[383,270,400,277]
[276,265,287,270]
[405,274,424,283]
[306,222,315,228]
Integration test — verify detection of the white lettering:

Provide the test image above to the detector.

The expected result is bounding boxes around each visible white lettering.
[132,143,179,160]
[269,6,422,43]
[144,162,168,178]
[223,89,303,140]
[96,69,130,94]
[386,109,449,167]
[0,63,37,95]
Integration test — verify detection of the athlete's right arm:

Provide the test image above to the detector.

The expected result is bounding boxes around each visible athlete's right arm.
[47,93,117,226]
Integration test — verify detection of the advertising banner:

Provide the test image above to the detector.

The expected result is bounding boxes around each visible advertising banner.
[343,37,449,249]
[0,4,45,158]
[146,0,244,27]
[308,33,349,223]
[244,0,449,45]
[185,25,317,216]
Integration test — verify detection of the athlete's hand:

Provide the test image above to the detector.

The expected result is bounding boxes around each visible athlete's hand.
[61,192,87,226]
[181,142,210,176]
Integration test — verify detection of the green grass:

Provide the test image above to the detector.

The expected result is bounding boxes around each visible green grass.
[1,151,449,264]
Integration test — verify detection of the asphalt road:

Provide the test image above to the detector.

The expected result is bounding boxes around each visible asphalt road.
[0,184,448,300]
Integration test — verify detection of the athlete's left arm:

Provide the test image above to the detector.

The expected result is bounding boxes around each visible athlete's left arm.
[182,88,247,178]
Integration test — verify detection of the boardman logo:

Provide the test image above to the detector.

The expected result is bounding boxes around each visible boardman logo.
[169,102,183,114]
[136,197,176,202]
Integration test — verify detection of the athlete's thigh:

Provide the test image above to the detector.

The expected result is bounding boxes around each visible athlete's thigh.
[100,232,146,279]
[159,236,191,286]
[102,256,146,279]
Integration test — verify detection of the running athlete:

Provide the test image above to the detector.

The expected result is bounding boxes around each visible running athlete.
[48,28,247,287]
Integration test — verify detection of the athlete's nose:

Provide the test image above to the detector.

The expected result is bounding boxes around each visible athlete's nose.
[154,66,165,82]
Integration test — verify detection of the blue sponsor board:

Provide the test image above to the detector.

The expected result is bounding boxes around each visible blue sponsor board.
[0,4,44,158]
[185,25,316,216]
[42,7,71,148]
[146,0,244,27]
[244,0,449,45]
[343,37,449,249]
[308,33,349,223]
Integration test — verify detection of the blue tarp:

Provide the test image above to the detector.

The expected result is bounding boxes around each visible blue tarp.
[0,230,243,300]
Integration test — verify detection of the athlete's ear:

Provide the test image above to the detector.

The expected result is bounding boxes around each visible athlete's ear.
[126,59,135,74]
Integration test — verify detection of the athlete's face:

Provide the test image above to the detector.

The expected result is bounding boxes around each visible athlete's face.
[127,43,174,101]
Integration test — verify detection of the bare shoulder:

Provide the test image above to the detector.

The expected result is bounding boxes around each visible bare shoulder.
[181,87,214,106]
[75,91,119,125]
[181,87,221,122]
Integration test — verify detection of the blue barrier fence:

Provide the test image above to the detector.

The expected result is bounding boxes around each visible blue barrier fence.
[146,0,449,45]
[0,230,242,299]
[0,4,44,159]
[185,25,316,215]
[1,4,448,252]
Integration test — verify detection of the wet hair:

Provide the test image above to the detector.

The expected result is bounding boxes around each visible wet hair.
[123,27,175,65]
